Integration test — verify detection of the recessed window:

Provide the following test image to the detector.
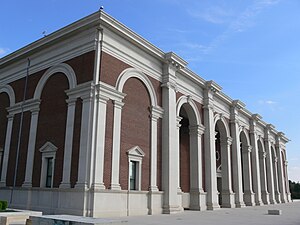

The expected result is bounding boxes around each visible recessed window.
[127,146,145,191]
[129,160,138,190]
[46,157,54,188]
[39,142,57,188]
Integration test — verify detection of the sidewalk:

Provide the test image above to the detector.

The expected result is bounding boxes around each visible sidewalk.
[112,201,300,225]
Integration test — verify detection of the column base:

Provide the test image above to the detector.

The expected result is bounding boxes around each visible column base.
[91,183,105,191]
[190,190,207,211]
[261,191,270,205]
[74,182,88,190]
[287,193,292,202]
[163,205,183,214]
[275,191,281,203]
[221,191,235,208]
[244,190,255,206]
[59,182,71,189]
[207,202,220,210]
[235,201,246,208]
[149,186,159,192]
[22,182,32,188]
[0,181,6,187]
[109,183,121,191]
[255,200,263,206]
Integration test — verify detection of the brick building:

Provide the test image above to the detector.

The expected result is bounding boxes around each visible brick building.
[0,10,291,217]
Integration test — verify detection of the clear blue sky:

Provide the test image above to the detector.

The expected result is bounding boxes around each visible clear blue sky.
[1,0,300,182]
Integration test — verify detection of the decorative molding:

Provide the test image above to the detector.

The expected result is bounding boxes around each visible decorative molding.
[205,80,222,93]
[0,85,16,105]
[164,52,187,70]
[39,141,58,154]
[7,99,40,115]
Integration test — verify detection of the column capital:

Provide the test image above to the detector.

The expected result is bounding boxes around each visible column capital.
[189,124,205,136]
[7,114,14,121]
[98,94,110,104]
[66,97,77,106]
[274,157,278,163]
[242,145,252,154]
[176,116,182,129]
[260,151,267,159]
[284,160,288,166]
[161,81,177,91]
[113,100,125,109]
[151,106,164,121]
[220,137,233,146]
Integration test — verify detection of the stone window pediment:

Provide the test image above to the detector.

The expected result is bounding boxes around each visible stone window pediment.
[127,146,145,159]
[39,141,58,153]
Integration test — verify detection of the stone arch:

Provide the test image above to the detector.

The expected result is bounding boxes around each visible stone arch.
[257,138,265,153]
[116,68,158,107]
[176,96,201,126]
[0,85,15,106]
[214,114,230,138]
[34,63,77,99]
[240,129,250,146]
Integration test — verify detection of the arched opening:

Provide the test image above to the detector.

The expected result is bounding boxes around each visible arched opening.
[177,100,203,210]
[0,92,10,178]
[215,119,234,208]
[33,72,69,188]
[258,139,269,204]
[240,131,254,206]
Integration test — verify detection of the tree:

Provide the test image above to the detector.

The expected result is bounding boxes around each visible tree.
[289,180,300,199]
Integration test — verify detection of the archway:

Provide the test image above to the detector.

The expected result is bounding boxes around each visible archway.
[257,139,269,204]
[214,117,234,208]
[177,96,204,210]
[240,130,254,206]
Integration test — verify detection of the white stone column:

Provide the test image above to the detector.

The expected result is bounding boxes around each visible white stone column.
[161,56,184,214]
[276,144,286,203]
[249,116,263,206]
[264,138,276,204]
[22,107,40,187]
[176,116,182,193]
[189,124,206,211]
[203,81,220,210]
[259,151,270,204]
[109,100,124,190]
[273,157,281,203]
[91,95,109,190]
[75,94,93,189]
[149,106,163,191]
[60,97,77,188]
[284,161,292,202]
[0,114,14,187]
[242,145,255,206]
[230,100,245,208]
[220,137,235,208]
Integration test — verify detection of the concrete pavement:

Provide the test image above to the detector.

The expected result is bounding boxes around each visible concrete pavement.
[111,200,300,225]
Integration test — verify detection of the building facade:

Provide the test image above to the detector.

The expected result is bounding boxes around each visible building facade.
[0,11,291,217]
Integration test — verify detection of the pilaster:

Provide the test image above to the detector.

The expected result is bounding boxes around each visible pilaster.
[60,97,77,188]
[22,101,41,187]
[250,114,263,206]
[0,114,14,187]
[276,134,287,203]
[259,151,270,204]
[189,124,206,211]
[203,80,221,210]
[230,100,245,208]
[220,137,235,208]
[109,99,125,190]
[242,145,255,206]
[264,124,276,204]
[75,88,94,189]
[161,52,186,214]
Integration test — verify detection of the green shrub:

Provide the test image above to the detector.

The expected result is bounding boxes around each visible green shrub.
[0,200,8,211]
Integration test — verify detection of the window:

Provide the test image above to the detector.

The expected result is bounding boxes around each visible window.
[127,146,145,191]
[39,142,57,188]
[45,157,54,188]
[129,161,137,190]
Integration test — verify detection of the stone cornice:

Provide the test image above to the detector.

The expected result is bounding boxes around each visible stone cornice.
[205,80,222,93]
[232,99,246,110]
[7,99,41,115]
[164,52,188,69]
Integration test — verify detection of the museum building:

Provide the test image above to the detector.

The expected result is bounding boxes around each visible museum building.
[0,10,291,217]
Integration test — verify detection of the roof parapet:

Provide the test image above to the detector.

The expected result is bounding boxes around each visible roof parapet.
[164,52,188,69]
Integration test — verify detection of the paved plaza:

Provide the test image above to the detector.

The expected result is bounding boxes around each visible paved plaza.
[111,200,300,225]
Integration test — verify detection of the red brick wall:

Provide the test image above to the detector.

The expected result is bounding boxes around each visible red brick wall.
[65,51,95,84]
[179,117,190,193]
[120,77,151,191]
[32,73,69,187]
[100,52,131,86]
